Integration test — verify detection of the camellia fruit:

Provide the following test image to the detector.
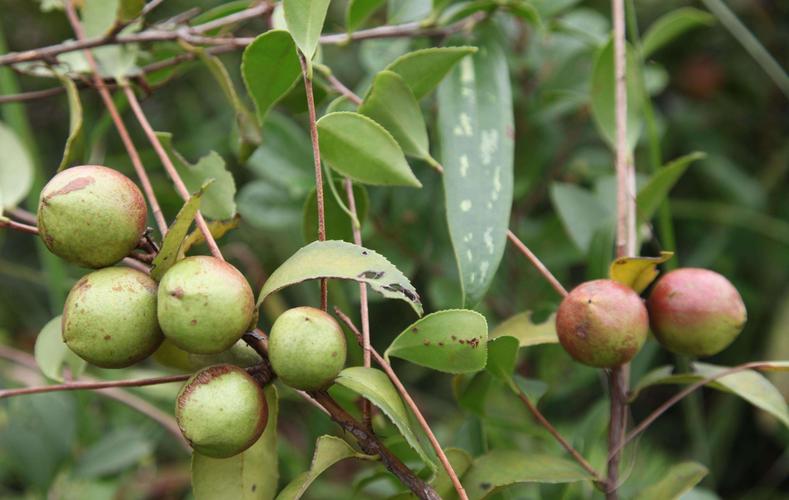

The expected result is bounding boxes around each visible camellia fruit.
[648,268,747,357]
[175,364,267,458]
[38,165,147,268]
[157,256,255,354]
[268,307,347,390]
[555,279,648,368]
[62,267,163,368]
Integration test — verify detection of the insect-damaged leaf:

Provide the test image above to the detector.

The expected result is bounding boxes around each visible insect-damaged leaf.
[257,240,423,316]
[437,25,514,306]
[384,309,488,373]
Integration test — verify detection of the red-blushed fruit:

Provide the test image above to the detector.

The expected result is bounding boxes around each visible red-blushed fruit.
[175,364,268,458]
[37,165,147,268]
[555,279,648,368]
[648,268,746,357]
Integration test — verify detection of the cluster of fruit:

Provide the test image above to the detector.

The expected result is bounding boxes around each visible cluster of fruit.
[37,166,348,458]
[556,270,747,368]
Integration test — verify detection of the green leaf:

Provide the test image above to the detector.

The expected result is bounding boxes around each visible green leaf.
[155,132,236,221]
[283,0,330,60]
[632,362,789,427]
[388,0,431,24]
[641,8,714,59]
[34,316,86,383]
[636,152,705,225]
[190,1,251,34]
[432,448,473,498]
[486,335,519,381]
[384,309,488,373]
[258,240,423,315]
[386,46,477,99]
[609,251,674,294]
[0,122,34,210]
[117,0,143,23]
[276,436,375,500]
[550,182,611,252]
[461,450,595,499]
[635,461,708,500]
[316,112,421,187]
[303,181,369,243]
[346,0,386,32]
[198,52,261,161]
[238,180,303,231]
[55,74,84,172]
[490,311,558,347]
[150,182,210,281]
[359,71,432,162]
[74,428,153,478]
[590,37,642,151]
[193,386,279,500]
[242,30,301,124]
[437,27,514,306]
[335,367,436,470]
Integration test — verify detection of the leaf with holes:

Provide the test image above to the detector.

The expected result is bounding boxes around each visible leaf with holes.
[317,112,421,187]
[276,436,375,500]
[283,0,330,61]
[258,240,422,315]
[242,30,301,124]
[150,181,210,281]
[384,310,488,373]
[335,367,436,470]
[462,450,595,499]
[34,316,86,383]
[192,386,278,499]
[156,132,236,221]
[56,74,84,172]
[0,123,34,210]
[490,311,558,347]
[637,152,705,225]
[359,71,433,163]
[438,26,514,306]
[635,462,708,500]
[609,252,674,294]
[386,46,477,99]
[632,362,789,427]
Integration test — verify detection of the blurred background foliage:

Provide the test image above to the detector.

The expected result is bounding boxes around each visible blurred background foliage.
[0,0,787,498]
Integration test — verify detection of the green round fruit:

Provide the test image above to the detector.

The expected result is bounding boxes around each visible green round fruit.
[176,364,268,458]
[268,307,346,390]
[38,165,147,268]
[158,256,255,354]
[555,279,648,368]
[648,268,747,357]
[62,267,163,368]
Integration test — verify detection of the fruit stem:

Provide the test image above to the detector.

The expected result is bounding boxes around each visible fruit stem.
[299,50,328,311]
[62,0,168,238]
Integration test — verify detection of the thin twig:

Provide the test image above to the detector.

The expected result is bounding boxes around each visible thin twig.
[334,307,468,500]
[513,384,604,482]
[241,330,438,499]
[609,361,781,461]
[0,218,39,235]
[0,12,475,67]
[607,0,635,496]
[0,373,190,399]
[299,51,328,310]
[506,230,568,297]
[122,84,224,260]
[343,178,373,430]
[62,0,168,237]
